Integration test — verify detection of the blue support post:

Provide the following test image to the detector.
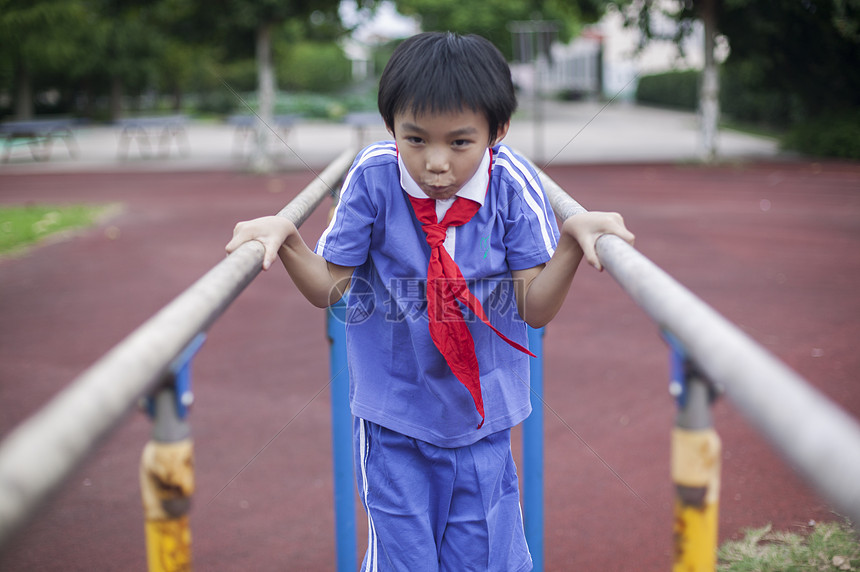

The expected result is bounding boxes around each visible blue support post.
[523,326,545,572]
[327,299,356,572]
[141,333,204,571]
[326,309,544,571]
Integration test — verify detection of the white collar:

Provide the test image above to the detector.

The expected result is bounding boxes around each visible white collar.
[399,148,491,207]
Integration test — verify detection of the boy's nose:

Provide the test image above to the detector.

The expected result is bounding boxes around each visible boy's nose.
[425,149,449,173]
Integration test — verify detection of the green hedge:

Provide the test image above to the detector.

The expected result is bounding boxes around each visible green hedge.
[636,66,796,124]
[782,111,860,160]
[211,88,377,120]
[635,70,699,111]
[277,42,351,93]
[635,67,796,124]
[636,67,860,160]
[719,60,799,127]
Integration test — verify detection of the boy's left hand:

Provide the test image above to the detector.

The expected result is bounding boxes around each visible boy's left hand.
[563,211,635,271]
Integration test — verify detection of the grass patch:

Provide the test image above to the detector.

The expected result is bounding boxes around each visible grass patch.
[0,204,116,256]
[718,520,860,571]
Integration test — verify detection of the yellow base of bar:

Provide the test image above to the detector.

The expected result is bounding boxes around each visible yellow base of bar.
[672,426,721,571]
[673,500,719,571]
[145,516,192,572]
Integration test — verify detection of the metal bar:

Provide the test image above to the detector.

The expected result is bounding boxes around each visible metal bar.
[523,326,546,572]
[275,148,356,228]
[0,148,357,550]
[327,299,357,572]
[538,169,860,527]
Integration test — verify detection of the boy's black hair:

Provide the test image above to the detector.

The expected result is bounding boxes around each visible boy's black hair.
[378,32,517,143]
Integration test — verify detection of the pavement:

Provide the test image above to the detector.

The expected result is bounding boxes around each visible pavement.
[0,99,783,174]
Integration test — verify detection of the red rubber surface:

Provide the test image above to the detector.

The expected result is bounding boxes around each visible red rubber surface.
[1,161,858,570]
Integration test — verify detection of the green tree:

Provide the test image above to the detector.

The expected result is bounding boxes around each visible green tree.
[146,0,223,112]
[186,0,347,170]
[0,0,197,121]
[717,0,860,121]
[611,0,860,158]
[391,0,589,59]
[616,0,721,160]
[0,0,95,119]
[96,1,169,120]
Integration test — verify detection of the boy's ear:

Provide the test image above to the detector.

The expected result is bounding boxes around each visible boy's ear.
[385,123,395,137]
[491,121,511,146]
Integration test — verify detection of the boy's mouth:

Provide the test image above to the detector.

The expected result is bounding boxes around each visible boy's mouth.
[422,184,458,200]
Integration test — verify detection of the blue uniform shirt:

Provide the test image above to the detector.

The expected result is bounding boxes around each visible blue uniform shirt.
[316,142,560,447]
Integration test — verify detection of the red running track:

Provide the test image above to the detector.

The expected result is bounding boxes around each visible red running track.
[1,160,858,570]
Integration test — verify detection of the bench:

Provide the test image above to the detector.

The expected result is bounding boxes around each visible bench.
[226,114,300,157]
[0,119,79,162]
[115,115,190,160]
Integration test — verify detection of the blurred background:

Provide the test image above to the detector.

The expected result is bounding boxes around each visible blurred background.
[1,0,858,164]
[2,2,859,570]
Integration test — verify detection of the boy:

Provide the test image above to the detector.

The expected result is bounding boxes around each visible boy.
[226,32,634,571]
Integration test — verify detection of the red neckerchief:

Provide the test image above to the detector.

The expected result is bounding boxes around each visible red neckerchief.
[406,150,535,428]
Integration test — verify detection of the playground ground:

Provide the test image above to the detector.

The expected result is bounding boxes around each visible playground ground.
[1,107,859,570]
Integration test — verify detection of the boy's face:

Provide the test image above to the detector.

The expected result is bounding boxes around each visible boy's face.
[390,108,508,201]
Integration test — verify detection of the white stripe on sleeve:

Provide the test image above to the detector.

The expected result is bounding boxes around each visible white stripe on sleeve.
[316,143,396,255]
[494,153,556,257]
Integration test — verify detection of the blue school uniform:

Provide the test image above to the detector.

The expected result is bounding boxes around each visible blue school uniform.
[316,142,559,571]
[317,142,559,446]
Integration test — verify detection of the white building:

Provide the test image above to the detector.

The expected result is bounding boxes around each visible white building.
[599,4,707,100]
[340,1,419,82]
[513,3,724,101]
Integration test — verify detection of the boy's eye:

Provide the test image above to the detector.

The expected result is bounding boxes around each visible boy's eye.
[405,136,424,145]
[452,139,471,148]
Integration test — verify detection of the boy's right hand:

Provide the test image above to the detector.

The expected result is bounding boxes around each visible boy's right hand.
[226,216,295,271]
